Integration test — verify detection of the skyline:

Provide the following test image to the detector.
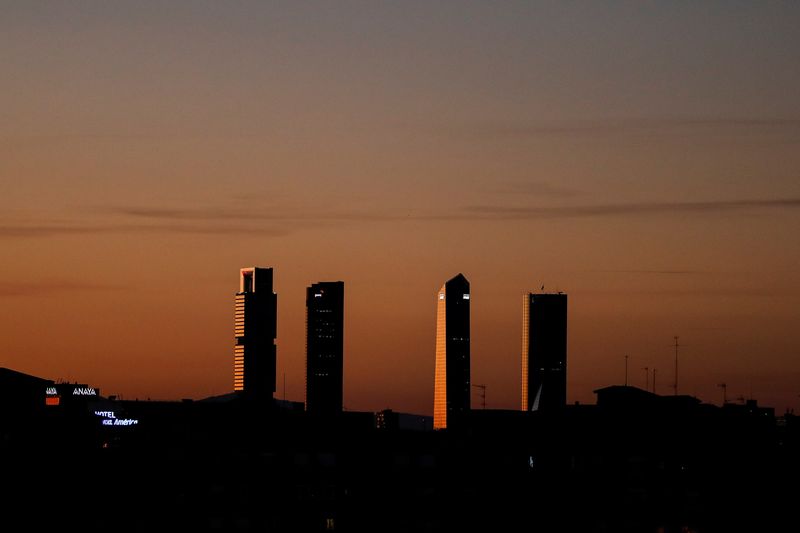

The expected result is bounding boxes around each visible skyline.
[2,1,800,415]
[6,262,795,415]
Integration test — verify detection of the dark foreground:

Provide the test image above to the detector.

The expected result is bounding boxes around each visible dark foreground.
[2,389,798,532]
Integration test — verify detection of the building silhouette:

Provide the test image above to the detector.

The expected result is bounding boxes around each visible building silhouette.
[521,292,567,411]
[434,273,471,429]
[234,267,277,398]
[305,281,345,414]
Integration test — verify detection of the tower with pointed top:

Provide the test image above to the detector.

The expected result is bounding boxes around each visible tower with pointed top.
[434,273,471,429]
[522,292,567,411]
[234,267,277,398]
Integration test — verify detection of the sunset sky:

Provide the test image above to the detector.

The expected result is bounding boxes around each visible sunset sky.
[2,1,799,415]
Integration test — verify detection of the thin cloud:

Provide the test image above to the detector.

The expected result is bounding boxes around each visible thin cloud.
[0,225,107,238]
[0,281,127,297]
[668,118,800,128]
[595,269,709,275]
[453,117,800,140]
[110,206,269,221]
[576,287,794,298]
[101,205,398,223]
[4,197,799,239]
[488,181,582,198]
[140,223,291,236]
[464,198,800,219]
[0,222,291,239]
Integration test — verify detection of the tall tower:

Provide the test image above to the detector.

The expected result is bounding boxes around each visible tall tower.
[521,292,567,411]
[434,273,470,430]
[305,281,345,414]
[234,267,277,398]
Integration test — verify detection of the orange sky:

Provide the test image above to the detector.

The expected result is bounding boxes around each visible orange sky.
[2,2,799,414]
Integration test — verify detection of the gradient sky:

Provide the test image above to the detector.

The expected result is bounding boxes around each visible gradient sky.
[2,1,799,415]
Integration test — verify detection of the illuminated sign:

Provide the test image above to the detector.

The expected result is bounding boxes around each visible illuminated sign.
[462,294,470,300]
[95,410,138,427]
[72,387,97,396]
[45,387,58,395]
[102,418,138,426]
[45,397,60,406]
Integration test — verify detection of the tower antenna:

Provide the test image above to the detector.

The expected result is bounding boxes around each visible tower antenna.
[624,355,629,386]
[717,383,727,405]
[643,367,649,391]
[472,383,487,409]
[672,336,681,396]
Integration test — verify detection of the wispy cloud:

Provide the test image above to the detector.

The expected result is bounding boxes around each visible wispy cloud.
[464,198,800,220]
[0,225,107,238]
[453,117,800,141]
[594,269,709,275]
[100,205,397,223]
[0,222,291,238]
[0,280,127,297]
[123,223,292,236]
[577,287,793,298]
[486,181,582,198]
[3,197,799,240]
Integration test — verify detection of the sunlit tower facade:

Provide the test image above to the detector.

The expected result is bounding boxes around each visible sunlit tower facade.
[521,292,567,411]
[234,267,277,398]
[305,281,345,414]
[434,273,470,430]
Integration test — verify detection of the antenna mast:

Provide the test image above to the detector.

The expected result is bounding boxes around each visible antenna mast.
[717,383,727,405]
[673,336,680,396]
[624,355,629,386]
[472,383,487,409]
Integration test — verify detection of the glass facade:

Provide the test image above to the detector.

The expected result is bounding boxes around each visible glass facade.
[305,281,345,414]
[434,287,448,429]
[521,292,567,411]
[521,294,529,411]
[234,267,277,397]
[433,273,470,429]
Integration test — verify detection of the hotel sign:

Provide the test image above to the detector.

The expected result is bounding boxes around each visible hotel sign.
[94,410,139,427]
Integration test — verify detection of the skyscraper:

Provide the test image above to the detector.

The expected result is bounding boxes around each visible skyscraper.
[234,267,277,398]
[434,273,470,430]
[305,281,345,414]
[521,292,567,411]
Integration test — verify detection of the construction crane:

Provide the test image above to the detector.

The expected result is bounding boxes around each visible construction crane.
[472,383,486,409]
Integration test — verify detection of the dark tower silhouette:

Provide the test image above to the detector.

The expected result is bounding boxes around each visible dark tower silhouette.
[305,281,345,414]
[434,273,470,429]
[234,267,277,398]
[521,292,567,411]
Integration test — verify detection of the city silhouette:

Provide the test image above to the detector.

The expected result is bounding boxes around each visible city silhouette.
[2,2,800,532]
[2,266,798,532]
